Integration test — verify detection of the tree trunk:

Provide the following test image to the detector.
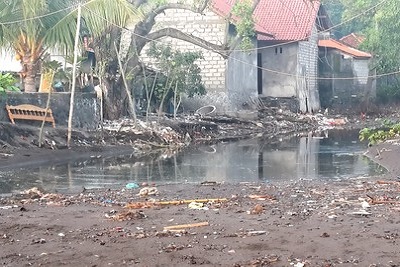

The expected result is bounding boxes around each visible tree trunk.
[23,56,38,92]
[102,78,124,120]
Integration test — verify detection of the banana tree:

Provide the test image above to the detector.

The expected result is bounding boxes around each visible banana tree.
[0,0,140,92]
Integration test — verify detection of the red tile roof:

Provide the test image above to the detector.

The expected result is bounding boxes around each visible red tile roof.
[211,0,321,41]
[318,39,372,58]
[339,33,365,49]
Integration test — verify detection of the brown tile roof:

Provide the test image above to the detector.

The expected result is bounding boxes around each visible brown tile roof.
[339,33,365,49]
[211,0,321,41]
[318,39,372,58]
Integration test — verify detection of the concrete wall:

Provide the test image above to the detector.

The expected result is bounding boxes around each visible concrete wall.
[259,42,298,97]
[0,92,100,129]
[298,25,320,113]
[128,2,227,92]
[227,40,258,109]
[318,49,375,107]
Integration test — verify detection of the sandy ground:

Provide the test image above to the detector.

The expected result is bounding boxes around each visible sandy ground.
[0,141,400,267]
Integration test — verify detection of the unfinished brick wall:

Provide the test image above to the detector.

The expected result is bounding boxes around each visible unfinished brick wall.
[134,6,227,92]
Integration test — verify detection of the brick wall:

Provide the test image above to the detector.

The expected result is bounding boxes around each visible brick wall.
[125,4,227,92]
[298,25,320,112]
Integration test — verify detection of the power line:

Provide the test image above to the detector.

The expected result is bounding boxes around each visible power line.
[0,0,100,26]
[84,6,398,81]
[0,5,77,25]
[2,1,395,81]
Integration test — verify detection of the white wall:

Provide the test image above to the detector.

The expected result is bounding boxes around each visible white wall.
[123,4,227,92]
[0,49,21,72]
[260,42,298,97]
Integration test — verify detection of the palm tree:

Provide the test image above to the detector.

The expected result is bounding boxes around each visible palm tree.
[0,0,140,92]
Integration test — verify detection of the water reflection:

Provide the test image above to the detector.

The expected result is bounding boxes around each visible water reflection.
[0,129,386,194]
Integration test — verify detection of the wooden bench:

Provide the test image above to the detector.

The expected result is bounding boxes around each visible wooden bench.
[6,104,56,128]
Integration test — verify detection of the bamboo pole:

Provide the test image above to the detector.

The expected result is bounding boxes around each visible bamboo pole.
[38,71,54,148]
[114,42,136,123]
[67,4,82,148]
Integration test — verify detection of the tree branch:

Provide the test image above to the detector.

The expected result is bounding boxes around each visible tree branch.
[146,27,229,58]
[146,1,210,24]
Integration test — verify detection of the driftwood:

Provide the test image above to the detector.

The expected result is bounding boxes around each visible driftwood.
[164,221,209,231]
[367,194,400,205]
[376,180,400,185]
[125,198,228,209]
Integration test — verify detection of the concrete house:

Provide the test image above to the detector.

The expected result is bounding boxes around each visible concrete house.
[318,38,375,108]
[215,0,331,113]
[144,0,331,112]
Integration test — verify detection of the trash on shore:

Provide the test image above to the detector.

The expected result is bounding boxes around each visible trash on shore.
[188,201,209,210]
[126,183,139,189]
[110,210,147,221]
[248,204,264,215]
[138,187,158,196]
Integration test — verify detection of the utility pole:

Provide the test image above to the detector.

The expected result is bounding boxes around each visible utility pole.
[67,3,82,148]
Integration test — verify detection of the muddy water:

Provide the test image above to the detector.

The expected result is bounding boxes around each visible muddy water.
[0,129,386,195]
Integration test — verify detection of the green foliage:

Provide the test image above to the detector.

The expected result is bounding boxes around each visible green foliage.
[359,122,400,145]
[376,84,400,104]
[0,73,20,94]
[324,0,400,100]
[231,0,255,49]
[321,0,345,38]
[147,43,206,100]
[42,60,62,72]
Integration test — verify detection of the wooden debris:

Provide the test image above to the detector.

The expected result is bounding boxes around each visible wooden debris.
[157,198,228,205]
[124,198,228,209]
[367,194,400,205]
[164,221,209,231]
[376,180,400,185]
[248,194,276,201]
[125,202,155,209]
[112,210,146,221]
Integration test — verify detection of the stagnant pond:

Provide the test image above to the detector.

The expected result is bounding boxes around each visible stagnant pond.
[0,129,386,195]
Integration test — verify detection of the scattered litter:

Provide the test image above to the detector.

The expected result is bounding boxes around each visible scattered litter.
[58,233,65,237]
[200,181,220,186]
[249,254,280,265]
[247,230,268,236]
[23,187,43,199]
[32,238,46,244]
[248,204,264,215]
[111,210,147,221]
[138,187,158,196]
[350,210,372,216]
[0,205,18,210]
[321,232,330,238]
[126,183,139,189]
[125,198,228,209]
[376,180,400,185]
[188,202,209,210]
